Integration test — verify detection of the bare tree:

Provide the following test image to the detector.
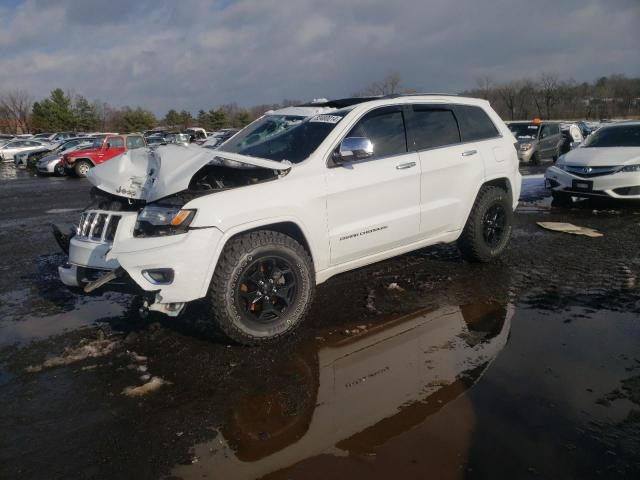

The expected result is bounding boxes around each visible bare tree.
[536,72,561,119]
[358,72,403,96]
[0,88,33,133]
[475,76,494,101]
[496,81,519,120]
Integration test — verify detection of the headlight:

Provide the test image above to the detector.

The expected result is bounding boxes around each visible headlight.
[621,165,640,172]
[519,143,532,151]
[134,206,196,237]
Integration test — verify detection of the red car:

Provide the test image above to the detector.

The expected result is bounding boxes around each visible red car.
[63,134,146,177]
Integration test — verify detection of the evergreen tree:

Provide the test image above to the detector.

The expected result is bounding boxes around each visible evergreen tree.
[122,107,156,132]
[73,95,100,131]
[163,109,181,128]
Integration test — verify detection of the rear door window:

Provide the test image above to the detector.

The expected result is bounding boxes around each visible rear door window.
[411,106,461,150]
[454,105,499,142]
[347,107,407,159]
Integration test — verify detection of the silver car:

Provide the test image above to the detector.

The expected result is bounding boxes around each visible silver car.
[507,121,564,164]
[545,122,640,204]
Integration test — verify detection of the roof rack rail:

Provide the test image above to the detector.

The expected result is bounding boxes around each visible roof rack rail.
[299,93,459,108]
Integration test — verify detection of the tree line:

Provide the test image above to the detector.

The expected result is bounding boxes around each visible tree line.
[463,73,640,120]
[1,73,639,134]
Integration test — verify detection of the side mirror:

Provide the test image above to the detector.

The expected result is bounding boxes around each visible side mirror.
[105,142,111,149]
[337,137,374,162]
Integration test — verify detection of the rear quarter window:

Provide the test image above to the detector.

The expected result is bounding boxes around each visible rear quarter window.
[455,105,499,142]
[126,136,145,149]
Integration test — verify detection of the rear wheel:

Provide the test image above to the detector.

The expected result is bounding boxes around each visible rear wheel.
[74,160,92,178]
[458,186,513,263]
[209,231,315,345]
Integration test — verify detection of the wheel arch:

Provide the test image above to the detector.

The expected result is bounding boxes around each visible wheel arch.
[200,218,318,299]
[481,176,513,203]
[74,157,95,166]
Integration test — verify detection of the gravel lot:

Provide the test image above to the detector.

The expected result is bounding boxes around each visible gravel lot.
[1,163,639,479]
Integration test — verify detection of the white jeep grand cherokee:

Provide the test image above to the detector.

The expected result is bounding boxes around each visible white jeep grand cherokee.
[56,95,521,344]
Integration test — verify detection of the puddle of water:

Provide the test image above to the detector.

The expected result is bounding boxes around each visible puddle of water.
[173,299,640,480]
[0,298,125,346]
[173,301,513,480]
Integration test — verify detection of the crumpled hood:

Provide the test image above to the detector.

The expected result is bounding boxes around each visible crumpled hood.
[563,147,640,167]
[86,145,291,203]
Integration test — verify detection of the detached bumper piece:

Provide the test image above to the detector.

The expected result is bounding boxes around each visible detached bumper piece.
[84,267,125,293]
[51,223,75,255]
[58,263,141,293]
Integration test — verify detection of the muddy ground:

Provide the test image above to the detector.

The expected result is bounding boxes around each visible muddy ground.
[0,164,639,479]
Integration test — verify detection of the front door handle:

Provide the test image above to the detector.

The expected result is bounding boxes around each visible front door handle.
[462,150,478,157]
[396,161,417,170]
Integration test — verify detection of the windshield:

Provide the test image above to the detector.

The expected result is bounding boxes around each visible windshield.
[508,123,539,139]
[219,112,348,163]
[583,125,640,148]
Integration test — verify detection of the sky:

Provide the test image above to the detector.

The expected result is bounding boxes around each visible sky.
[0,0,638,115]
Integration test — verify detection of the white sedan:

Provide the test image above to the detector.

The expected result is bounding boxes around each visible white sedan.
[545,122,640,204]
[0,139,49,162]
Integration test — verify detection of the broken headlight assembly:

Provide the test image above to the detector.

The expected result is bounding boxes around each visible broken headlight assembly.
[134,205,196,237]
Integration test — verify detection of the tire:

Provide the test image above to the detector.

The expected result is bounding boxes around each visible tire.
[531,151,540,165]
[74,160,92,178]
[457,186,513,263]
[54,161,66,176]
[208,230,315,345]
[551,191,573,207]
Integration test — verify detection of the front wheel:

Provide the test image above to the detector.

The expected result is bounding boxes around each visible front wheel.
[54,161,66,176]
[209,231,315,345]
[531,151,540,165]
[458,186,513,263]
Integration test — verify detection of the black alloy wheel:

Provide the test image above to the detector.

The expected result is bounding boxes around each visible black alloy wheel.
[482,204,507,248]
[235,256,298,323]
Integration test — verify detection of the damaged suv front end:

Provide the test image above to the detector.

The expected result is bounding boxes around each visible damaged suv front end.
[57,146,291,316]
[56,106,334,318]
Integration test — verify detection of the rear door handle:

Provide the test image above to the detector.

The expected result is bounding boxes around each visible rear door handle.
[396,161,417,170]
[462,150,477,157]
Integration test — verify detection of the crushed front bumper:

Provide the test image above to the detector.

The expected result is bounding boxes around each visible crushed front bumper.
[545,166,640,199]
[58,209,224,314]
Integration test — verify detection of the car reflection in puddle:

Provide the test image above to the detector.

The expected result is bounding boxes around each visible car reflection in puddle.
[173,301,513,479]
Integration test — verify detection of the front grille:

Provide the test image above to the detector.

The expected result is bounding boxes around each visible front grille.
[77,211,122,243]
[563,165,620,178]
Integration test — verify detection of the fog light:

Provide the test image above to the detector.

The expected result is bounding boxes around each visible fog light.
[142,268,174,285]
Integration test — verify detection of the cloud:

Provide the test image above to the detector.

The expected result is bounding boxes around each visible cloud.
[0,0,638,115]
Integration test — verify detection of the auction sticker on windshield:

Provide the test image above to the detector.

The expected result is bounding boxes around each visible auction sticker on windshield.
[310,115,342,124]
